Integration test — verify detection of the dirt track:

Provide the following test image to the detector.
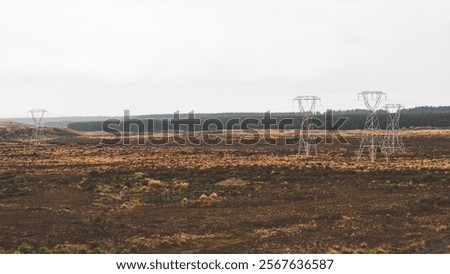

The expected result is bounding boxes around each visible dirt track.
[0,130,449,254]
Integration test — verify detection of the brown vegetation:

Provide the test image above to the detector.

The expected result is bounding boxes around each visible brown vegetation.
[0,129,449,254]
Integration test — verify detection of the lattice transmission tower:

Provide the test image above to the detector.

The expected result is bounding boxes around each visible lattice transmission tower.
[357,91,386,163]
[382,104,405,157]
[29,109,47,143]
[293,96,321,156]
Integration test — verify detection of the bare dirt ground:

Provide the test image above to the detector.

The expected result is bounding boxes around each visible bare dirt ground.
[0,129,449,254]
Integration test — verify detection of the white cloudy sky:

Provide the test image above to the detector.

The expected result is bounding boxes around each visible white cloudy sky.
[1,0,449,117]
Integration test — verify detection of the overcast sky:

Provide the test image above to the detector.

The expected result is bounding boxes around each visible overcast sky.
[1,0,449,118]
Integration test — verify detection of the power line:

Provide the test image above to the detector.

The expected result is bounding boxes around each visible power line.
[382,104,405,157]
[357,91,387,163]
[293,96,321,157]
[29,109,47,143]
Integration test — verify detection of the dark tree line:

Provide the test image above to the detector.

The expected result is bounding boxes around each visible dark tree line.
[67,106,450,132]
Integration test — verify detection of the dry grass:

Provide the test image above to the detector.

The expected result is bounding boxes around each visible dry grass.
[0,128,449,254]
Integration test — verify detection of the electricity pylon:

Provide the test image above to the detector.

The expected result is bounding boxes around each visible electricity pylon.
[382,104,405,157]
[357,91,386,163]
[293,96,321,156]
[29,109,47,143]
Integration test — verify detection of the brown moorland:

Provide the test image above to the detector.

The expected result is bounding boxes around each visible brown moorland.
[0,128,449,254]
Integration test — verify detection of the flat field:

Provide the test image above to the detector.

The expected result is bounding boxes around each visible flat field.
[0,129,449,254]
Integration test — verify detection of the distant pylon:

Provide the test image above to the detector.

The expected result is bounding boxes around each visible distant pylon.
[357,91,386,163]
[293,96,321,156]
[382,104,405,157]
[29,109,47,143]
